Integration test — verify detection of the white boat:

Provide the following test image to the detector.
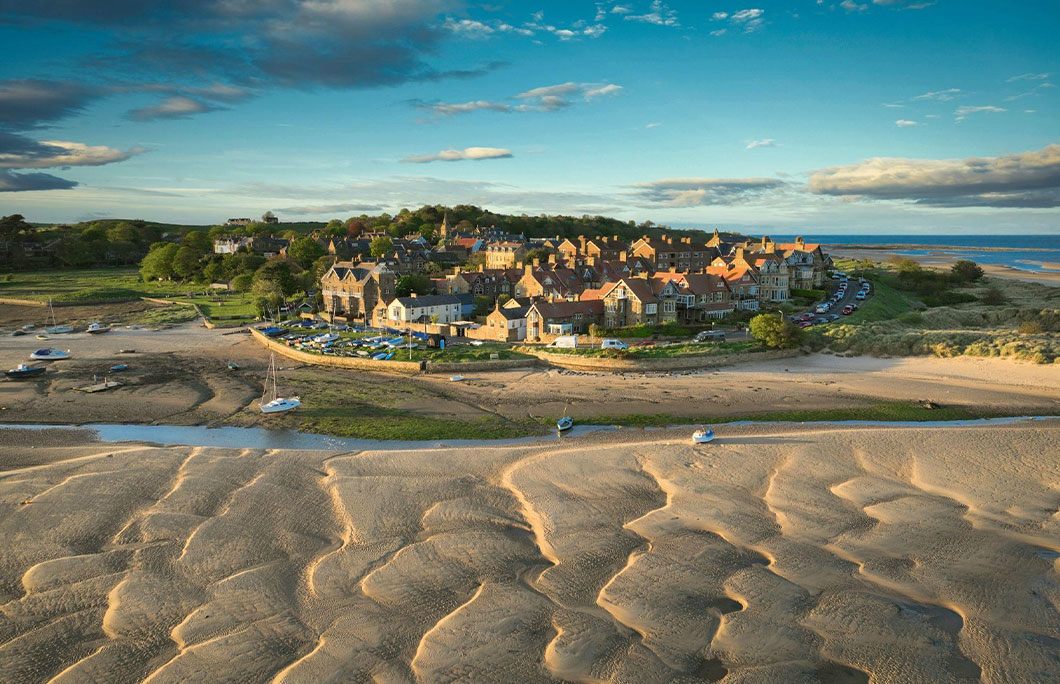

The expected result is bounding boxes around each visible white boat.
[44,299,74,334]
[557,416,574,432]
[449,375,465,382]
[259,353,300,414]
[30,348,70,361]
[312,332,339,344]
[86,322,111,334]
[692,428,716,444]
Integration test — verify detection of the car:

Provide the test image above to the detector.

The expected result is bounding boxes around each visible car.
[842,305,854,315]
[694,330,726,342]
[855,292,866,300]
[829,314,841,321]
[799,312,815,321]
[798,321,813,328]
[600,339,629,350]
[815,304,829,314]
[816,317,828,324]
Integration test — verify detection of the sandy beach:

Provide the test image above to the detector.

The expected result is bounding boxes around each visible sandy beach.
[826,247,1060,286]
[0,420,1057,682]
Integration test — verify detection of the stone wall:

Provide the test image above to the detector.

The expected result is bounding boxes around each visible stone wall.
[249,328,423,375]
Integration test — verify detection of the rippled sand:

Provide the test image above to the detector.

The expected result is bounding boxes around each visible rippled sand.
[1,421,1058,683]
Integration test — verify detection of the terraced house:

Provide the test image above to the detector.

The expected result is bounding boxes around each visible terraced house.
[630,235,720,272]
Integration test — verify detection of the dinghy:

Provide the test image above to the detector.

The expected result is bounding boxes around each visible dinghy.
[5,363,45,379]
[556,416,574,432]
[692,428,716,444]
[29,348,70,361]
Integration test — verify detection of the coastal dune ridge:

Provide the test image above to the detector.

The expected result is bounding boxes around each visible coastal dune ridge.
[1,420,1057,682]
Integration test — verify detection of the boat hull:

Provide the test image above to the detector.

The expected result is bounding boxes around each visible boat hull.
[692,430,715,444]
[29,349,70,361]
[5,368,45,379]
[260,397,301,414]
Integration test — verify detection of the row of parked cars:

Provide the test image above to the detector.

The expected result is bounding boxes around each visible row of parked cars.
[793,275,872,328]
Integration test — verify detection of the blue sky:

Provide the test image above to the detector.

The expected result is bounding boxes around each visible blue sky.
[0,1,1057,233]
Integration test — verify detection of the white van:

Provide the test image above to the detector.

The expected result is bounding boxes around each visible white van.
[600,339,628,350]
[547,335,579,348]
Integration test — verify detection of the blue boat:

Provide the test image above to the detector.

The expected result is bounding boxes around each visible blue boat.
[110,364,129,372]
[5,363,45,379]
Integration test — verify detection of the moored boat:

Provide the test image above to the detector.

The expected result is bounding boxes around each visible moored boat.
[29,348,70,361]
[110,364,129,372]
[259,353,300,414]
[557,416,574,432]
[44,299,73,334]
[87,322,111,334]
[5,363,46,379]
[692,427,716,444]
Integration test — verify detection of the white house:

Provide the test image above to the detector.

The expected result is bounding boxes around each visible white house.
[386,294,463,325]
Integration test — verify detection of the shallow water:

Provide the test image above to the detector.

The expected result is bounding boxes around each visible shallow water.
[0,416,1052,451]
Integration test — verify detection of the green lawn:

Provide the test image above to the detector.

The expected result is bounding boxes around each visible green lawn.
[842,274,919,323]
[0,268,206,303]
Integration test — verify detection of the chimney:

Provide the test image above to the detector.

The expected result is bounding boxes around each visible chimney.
[409,292,417,298]
[578,236,587,252]
[587,255,596,267]
[532,258,540,268]
[452,267,460,275]
[761,236,769,249]
[524,263,533,276]
[548,253,557,264]
[613,234,620,243]
[478,264,484,272]
[619,251,627,262]
[796,236,805,246]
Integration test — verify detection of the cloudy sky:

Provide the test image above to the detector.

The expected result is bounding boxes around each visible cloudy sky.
[0,1,1057,233]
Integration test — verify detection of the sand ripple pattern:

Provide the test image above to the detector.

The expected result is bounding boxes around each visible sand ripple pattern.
[0,422,1058,683]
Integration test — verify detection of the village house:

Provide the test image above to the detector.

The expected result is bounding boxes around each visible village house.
[583,277,679,329]
[384,293,463,326]
[705,263,761,310]
[213,236,251,254]
[525,299,604,341]
[485,241,528,269]
[629,235,720,272]
[514,260,587,300]
[320,261,397,324]
[483,300,529,341]
[653,272,735,321]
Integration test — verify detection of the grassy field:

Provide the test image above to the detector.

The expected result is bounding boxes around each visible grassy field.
[0,268,205,303]
[528,340,761,358]
[580,401,1048,428]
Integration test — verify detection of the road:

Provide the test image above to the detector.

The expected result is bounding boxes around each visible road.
[793,276,872,326]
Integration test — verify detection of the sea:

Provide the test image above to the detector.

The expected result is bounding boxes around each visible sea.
[768,234,1060,273]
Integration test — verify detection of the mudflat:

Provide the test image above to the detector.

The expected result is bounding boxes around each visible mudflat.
[0,420,1057,682]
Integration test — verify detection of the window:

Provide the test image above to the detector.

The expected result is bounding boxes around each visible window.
[645,303,658,314]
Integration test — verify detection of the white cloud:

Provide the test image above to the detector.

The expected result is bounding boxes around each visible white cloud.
[633,177,786,207]
[726,8,765,33]
[127,96,219,121]
[401,147,513,163]
[954,104,1006,122]
[840,1,868,11]
[624,0,678,27]
[0,139,143,169]
[1007,72,1050,82]
[746,138,776,149]
[895,119,918,127]
[913,88,961,102]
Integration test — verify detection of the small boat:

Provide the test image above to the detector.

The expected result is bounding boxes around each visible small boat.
[692,428,716,444]
[35,334,49,340]
[557,416,574,432]
[86,322,111,334]
[227,361,240,371]
[312,332,339,344]
[109,364,129,372]
[11,328,29,337]
[5,363,45,379]
[449,375,465,382]
[44,299,73,334]
[259,353,300,414]
[30,348,70,361]
[118,349,137,354]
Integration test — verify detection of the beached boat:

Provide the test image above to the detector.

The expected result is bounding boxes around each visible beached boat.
[259,353,300,414]
[227,361,240,371]
[5,363,45,379]
[312,332,339,344]
[86,322,111,334]
[692,428,715,444]
[110,364,129,372]
[30,348,70,361]
[557,416,574,432]
[449,375,465,382]
[44,299,74,334]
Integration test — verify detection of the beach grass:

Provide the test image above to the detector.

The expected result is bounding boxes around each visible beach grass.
[0,267,204,303]
[526,340,761,358]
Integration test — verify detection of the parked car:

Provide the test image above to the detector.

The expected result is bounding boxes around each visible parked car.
[855,292,867,300]
[799,312,815,321]
[600,338,629,350]
[842,305,854,315]
[815,304,830,314]
[798,321,813,328]
[694,330,726,342]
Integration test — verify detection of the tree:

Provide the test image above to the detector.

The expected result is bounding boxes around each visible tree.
[254,259,298,295]
[369,235,393,259]
[231,273,253,292]
[251,276,285,317]
[396,274,432,297]
[588,323,603,339]
[345,218,365,237]
[0,214,32,240]
[140,243,180,281]
[182,230,212,255]
[951,260,984,283]
[287,236,325,269]
[749,313,804,349]
[262,210,276,223]
[172,246,202,280]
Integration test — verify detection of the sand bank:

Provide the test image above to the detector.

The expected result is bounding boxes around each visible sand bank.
[0,420,1057,682]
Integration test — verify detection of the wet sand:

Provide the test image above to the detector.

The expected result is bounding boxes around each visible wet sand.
[827,247,1060,286]
[0,420,1057,682]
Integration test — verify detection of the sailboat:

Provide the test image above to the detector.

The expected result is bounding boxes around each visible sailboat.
[45,299,74,334]
[259,353,300,414]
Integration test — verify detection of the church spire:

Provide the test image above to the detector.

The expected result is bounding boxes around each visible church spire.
[440,211,450,240]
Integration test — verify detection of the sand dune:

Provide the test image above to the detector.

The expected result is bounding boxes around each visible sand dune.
[1,421,1057,682]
